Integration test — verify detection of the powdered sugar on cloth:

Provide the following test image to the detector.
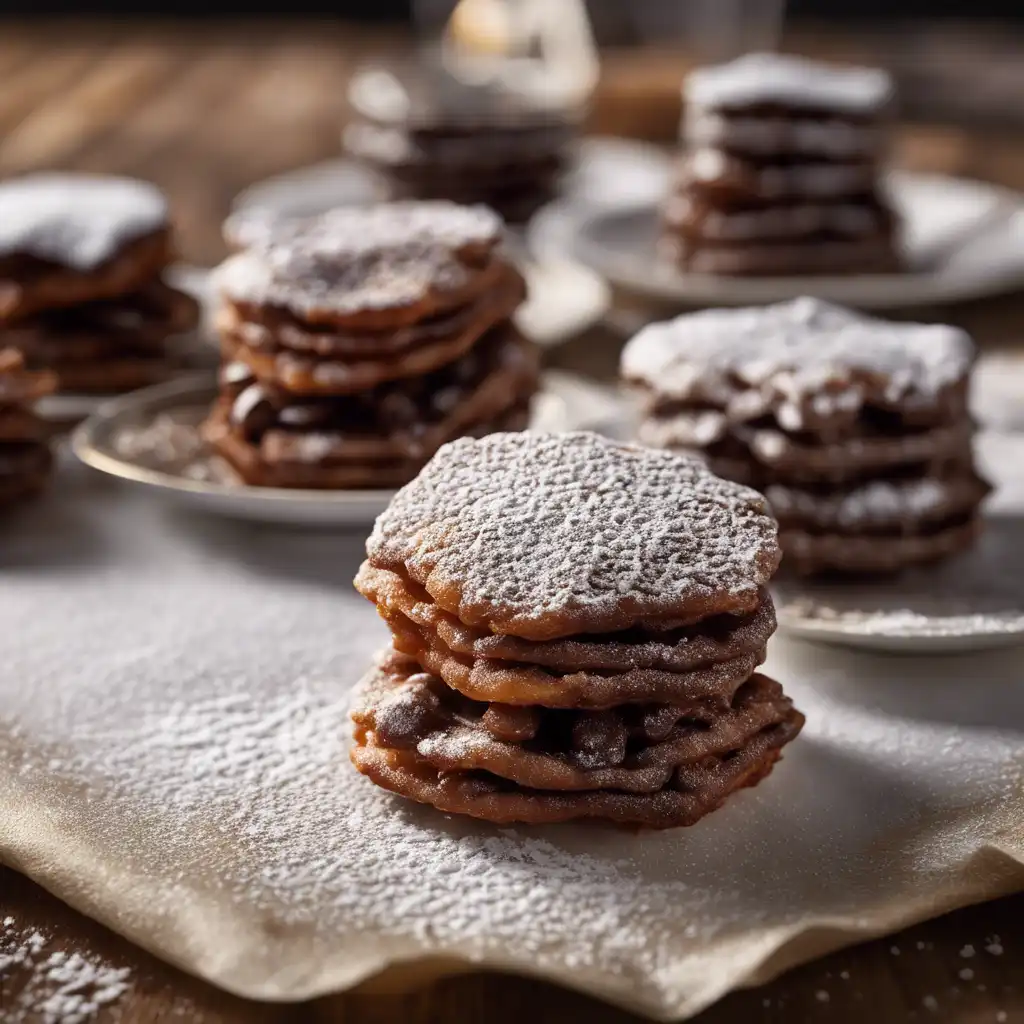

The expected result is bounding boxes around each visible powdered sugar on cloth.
[0,460,1021,1021]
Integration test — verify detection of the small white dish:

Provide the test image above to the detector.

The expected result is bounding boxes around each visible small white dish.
[774,434,1024,654]
[71,370,624,528]
[774,580,1024,655]
[550,169,1024,311]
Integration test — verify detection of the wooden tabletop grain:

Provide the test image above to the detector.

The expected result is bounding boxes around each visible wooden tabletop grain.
[0,19,1022,1024]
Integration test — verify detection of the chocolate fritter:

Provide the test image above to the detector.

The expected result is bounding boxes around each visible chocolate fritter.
[351,653,799,795]
[621,298,988,575]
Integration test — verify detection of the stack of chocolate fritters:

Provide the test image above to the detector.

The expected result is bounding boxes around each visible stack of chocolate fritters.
[0,348,55,506]
[663,52,899,276]
[352,432,803,828]
[343,64,577,224]
[0,173,199,393]
[203,202,538,489]
[621,298,990,576]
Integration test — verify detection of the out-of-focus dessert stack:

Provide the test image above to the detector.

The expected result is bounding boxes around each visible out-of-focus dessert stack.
[663,52,900,276]
[343,65,579,224]
[203,202,538,489]
[621,298,989,575]
[0,173,199,394]
[0,349,55,506]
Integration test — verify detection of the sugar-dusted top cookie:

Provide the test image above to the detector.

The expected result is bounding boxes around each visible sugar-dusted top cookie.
[621,297,975,427]
[686,52,893,114]
[364,431,780,639]
[214,201,504,323]
[0,172,169,271]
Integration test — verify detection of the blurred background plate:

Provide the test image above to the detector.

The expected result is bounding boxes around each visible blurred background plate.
[71,369,626,528]
[566,170,1024,311]
[774,432,1024,653]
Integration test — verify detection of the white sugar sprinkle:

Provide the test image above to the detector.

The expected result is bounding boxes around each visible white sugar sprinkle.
[367,432,778,634]
[0,918,132,1023]
[816,989,830,1002]
[2,476,1021,1017]
[961,944,976,958]
[923,995,939,1011]
[0,172,167,270]
[214,201,502,315]
[960,967,975,981]
[621,298,974,419]
[686,52,893,113]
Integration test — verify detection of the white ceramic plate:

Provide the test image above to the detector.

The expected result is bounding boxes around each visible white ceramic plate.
[71,370,624,528]
[544,169,1024,311]
[227,158,609,347]
[774,432,1024,654]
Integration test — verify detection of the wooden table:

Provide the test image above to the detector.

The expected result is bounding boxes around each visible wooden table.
[1,20,1022,1024]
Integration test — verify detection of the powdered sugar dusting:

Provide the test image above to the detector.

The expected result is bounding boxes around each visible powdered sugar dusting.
[686,52,893,113]
[621,298,974,413]
[0,918,131,1023]
[0,172,167,270]
[214,201,502,315]
[367,432,779,633]
[0,469,1020,1018]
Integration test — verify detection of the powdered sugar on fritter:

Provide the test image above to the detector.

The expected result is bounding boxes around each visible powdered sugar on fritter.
[0,173,167,270]
[685,52,893,113]
[621,298,974,431]
[214,201,502,316]
[366,432,779,635]
[622,298,973,409]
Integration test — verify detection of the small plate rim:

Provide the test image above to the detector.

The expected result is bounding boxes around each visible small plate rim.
[70,373,400,508]
[70,370,627,525]
[773,611,1024,654]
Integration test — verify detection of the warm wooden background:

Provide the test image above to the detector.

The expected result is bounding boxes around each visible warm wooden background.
[1,19,1023,1024]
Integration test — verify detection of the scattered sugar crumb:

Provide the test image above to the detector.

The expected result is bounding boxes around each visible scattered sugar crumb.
[0,917,132,1023]
[815,990,830,1003]
[960,968,975,981]
[839,970,850,980]
[961,944,976,958]
[890,945,901,956]
[978,984,987,992]
[916,941,926,951]
[986,940,1004,956]
[996,1012,1007,1022]
[923,995,939,1012]
[762,997,771,1007]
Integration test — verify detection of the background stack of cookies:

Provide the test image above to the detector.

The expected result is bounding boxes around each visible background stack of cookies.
[662,52,900,276]
[203,202,539,489]
[0,349,55,507]
[621,297,991,575]
[0,173,199,394]
[344,65,579,224]
[352,432,803,828]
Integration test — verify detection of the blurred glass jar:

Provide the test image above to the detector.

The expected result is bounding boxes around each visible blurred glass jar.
[414,0,599,112]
